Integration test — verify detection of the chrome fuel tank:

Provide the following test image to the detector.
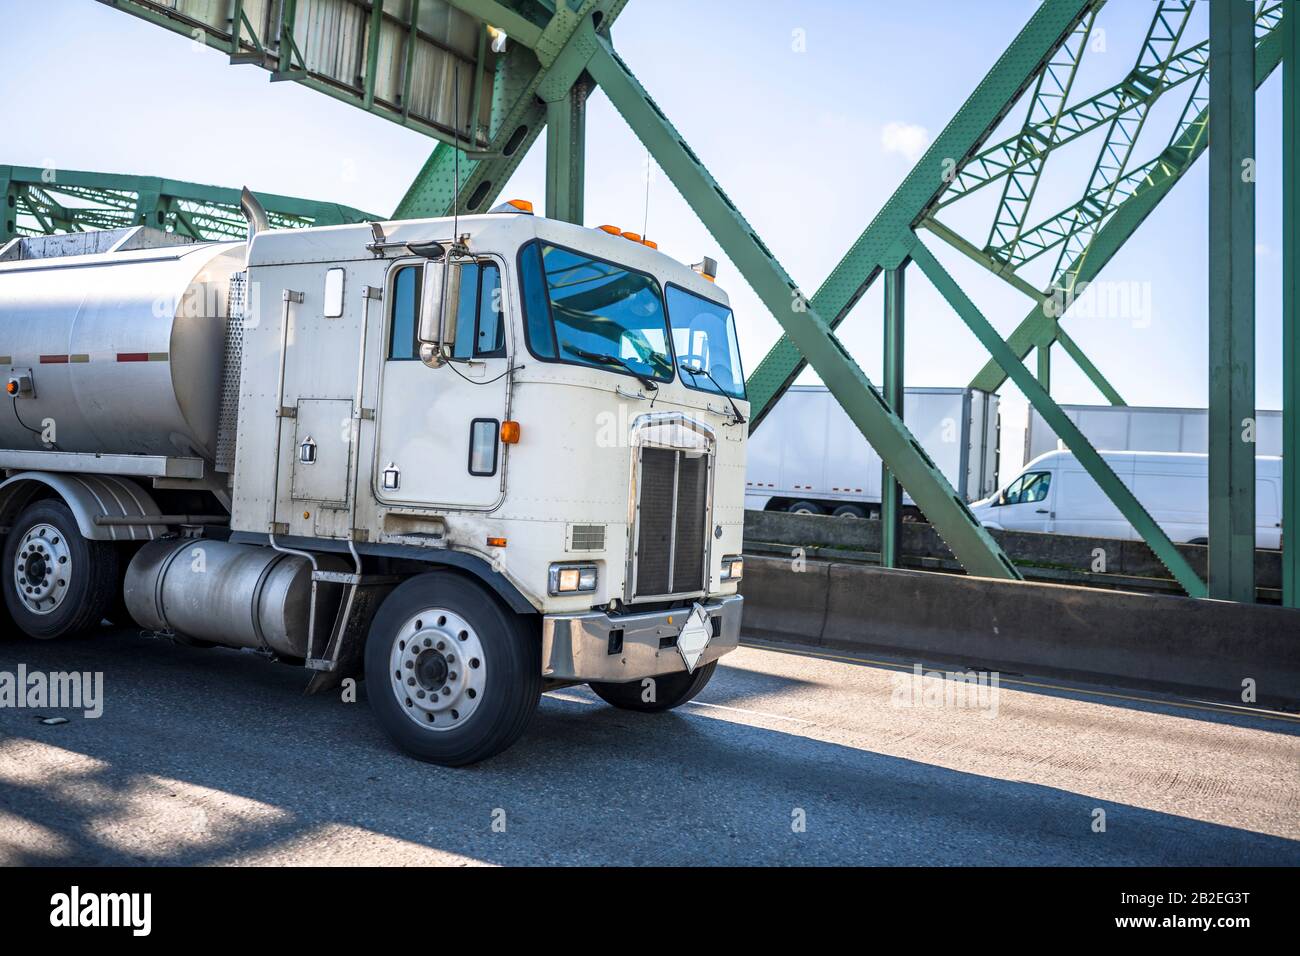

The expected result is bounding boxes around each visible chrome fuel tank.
[0,241,245,460]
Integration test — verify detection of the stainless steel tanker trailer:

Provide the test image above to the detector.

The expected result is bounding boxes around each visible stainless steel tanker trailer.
[0,195,749,764]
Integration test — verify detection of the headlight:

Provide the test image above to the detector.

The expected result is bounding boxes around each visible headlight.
[548,562,598,595]
[720,555,743,582]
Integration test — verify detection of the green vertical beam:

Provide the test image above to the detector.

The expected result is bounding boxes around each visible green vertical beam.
[395,1,628,219]
[1286,2,1300,607]
[1207,0,1256,603]
[0,166,15,243]
[588,38,1019,581]
[362,0,384,110]
[881,265,905,568]
[1037,341,1052,392]
[911,238,1207,597]
[745,0,1099,425]
[545,79,587,223]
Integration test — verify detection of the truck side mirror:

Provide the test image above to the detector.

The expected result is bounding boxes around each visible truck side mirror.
[416,252,462,368]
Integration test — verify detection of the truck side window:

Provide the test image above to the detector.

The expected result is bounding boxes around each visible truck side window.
[451,262,506,360]
[388,264,421,360]
[518,241,556,359]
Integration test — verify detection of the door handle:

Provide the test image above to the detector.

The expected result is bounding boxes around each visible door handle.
[1035,508,1049,514]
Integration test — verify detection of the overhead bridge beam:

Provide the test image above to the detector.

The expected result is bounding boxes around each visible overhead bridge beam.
[0,165,376,243]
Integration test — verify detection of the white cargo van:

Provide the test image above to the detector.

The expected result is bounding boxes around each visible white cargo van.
[970,451,1282,549]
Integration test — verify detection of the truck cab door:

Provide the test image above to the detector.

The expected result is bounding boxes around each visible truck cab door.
[373,257,511,511]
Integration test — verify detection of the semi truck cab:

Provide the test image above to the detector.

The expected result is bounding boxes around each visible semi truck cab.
[0,202,748,765]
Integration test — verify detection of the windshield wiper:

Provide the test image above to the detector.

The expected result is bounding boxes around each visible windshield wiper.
[679,362,746,425]
[566,346,660,392]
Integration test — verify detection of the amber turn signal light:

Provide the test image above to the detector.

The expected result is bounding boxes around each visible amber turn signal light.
[500,421,521,444]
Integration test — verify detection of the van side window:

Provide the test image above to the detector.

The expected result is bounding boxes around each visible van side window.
[388,264,422,360]
[1003,471,1051,505]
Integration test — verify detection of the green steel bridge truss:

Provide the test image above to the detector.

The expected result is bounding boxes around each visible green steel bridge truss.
[26,0,1300,605]
[0,165,376,242]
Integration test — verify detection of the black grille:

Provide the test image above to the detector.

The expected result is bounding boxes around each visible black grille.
[634,447,709,598]
[672,453,708,592]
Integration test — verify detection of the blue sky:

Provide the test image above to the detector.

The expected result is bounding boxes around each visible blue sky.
[1,0,1287,464]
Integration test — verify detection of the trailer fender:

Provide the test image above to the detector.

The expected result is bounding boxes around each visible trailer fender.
[0,472,168,541]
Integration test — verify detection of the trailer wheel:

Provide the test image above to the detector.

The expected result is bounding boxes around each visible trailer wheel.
[832,504,867,519]
[589,662,717,713]
[364,573,540,766]
[787,501,822,515]
[3,500,119,640]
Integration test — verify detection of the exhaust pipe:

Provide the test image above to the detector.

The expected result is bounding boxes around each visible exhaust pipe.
[240,186,270,241]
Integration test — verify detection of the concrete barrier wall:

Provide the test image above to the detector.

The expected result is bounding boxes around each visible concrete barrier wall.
[740,554,1300,709]
[743,509,1283,592]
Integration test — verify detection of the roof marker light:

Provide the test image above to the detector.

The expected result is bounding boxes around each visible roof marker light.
[488,198,534,214]
[691,256,719,282]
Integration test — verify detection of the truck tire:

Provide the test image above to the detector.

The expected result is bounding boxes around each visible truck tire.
[3,500,119,640]
[589,661,717,713]
[832,504,867,518]
[364,573,541,766]
[788,501,822,515]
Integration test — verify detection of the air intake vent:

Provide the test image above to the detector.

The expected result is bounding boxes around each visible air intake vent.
[215,271,246,473]
[567,523,606,552]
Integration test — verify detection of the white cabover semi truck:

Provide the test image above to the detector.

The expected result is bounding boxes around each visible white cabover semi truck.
[745,385,1000,517]
[0,195,749,765]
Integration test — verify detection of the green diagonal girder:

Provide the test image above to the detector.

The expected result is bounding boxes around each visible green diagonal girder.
[585,36,1021,581]
[0,165,375,243]
[394,0,629,219]
[911,239,1206,597]
[986,8,1098,257]
[969,10,1285,393]
[745,0,1100,427]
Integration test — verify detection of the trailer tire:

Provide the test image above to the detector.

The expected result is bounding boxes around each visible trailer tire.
[589,661,717,713]
[832,504,867,519]
[364,573,541,766]
[787,501,822,515]
[3,500,119,640]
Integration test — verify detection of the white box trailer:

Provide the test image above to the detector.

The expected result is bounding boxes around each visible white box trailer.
[745,385,999,517]
[0,199,751,765]
[1024,403,1284,465]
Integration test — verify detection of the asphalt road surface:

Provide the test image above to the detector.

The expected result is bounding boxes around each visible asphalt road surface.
[2,627,1298,865]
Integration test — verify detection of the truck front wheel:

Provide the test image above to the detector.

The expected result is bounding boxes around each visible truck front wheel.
[589,662,717,713]
[364,573,541,766]
[2,499,119,640]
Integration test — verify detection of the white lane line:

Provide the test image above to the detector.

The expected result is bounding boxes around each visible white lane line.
[686,700,816,725]
[546,689,815,727]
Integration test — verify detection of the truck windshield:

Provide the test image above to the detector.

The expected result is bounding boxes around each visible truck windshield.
[665,285,746,399]
[519,241,674,383]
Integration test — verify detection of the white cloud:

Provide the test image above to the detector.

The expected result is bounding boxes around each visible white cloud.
[880,121,930,163]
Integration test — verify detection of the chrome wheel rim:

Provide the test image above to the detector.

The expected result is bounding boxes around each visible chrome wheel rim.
[14,523,72,615]
[389,608,487,732]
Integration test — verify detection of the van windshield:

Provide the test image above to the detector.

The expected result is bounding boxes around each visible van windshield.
[519,241,674,383]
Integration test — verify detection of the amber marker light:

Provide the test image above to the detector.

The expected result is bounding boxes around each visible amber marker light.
[500,421,521,444]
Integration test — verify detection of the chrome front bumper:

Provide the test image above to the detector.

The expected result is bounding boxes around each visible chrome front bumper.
[541,595,743,683]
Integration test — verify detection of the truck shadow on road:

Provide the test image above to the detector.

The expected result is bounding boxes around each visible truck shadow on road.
[1,627,1297,866]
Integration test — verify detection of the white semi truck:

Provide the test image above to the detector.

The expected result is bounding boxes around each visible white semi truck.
[745,385,1000,517]
[0,196,748,765]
